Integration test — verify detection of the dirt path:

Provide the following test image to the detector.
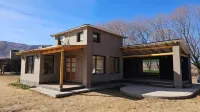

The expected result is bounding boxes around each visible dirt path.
[0,75,200,112]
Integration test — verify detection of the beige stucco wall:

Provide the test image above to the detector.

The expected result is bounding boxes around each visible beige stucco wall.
[88,28,124,82]
[20,53,41,86]
[55,28,87,45]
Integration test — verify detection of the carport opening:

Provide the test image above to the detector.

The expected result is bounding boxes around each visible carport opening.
[121,39,191,85]
[142,59,160,74]
[123,56,173,81]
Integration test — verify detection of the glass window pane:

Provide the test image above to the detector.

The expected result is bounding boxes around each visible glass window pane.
[80,33,84,41]
[72,68,76,72]
[67,68,70,72]
[72,58,76,62]
[26,56,34,73]
[92,56,96,74]
[66,63,71,67]
[96,57,104,74]
[43,56,54,74]
[93,32,100,43]
[115,58,119,73]
[110,57,114,73]
[66,58,70,62]
[72,63,76,67]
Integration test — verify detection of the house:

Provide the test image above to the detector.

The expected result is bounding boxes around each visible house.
[0,50,21,74]
[17,24,192,91]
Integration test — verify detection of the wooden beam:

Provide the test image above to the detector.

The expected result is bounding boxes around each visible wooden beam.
[123,52,173,58]
[181,54,188,57]
[41,49,65,55]
[122,46,172,52]
[59,51,64,89]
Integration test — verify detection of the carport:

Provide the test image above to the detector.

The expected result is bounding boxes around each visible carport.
[121,39,192,88]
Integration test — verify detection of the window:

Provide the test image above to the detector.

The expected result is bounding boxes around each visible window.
[92,56,105,74]
[110,57,119,73]
[25,56,35,73]
[77,32,84,42]
[142,59,160,73]
[44,55,54,74]
[93,32,100,43]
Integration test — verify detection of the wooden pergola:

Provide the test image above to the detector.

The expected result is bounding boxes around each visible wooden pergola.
[17,45,87,89]
[121,39,191,88]
[121,39,189,58]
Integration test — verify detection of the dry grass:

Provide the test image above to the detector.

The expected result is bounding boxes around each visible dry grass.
[0,75,200,112]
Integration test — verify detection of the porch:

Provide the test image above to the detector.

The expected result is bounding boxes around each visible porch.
[38,45,87,91]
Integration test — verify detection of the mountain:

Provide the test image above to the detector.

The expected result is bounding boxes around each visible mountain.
[0,41,51,58]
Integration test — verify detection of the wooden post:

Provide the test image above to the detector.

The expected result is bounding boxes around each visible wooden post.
[59,51,64,89]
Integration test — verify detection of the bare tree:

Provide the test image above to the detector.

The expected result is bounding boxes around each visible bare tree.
[170,6,200,74]
[98,20,134,45]
[131,18,152,44]
[98,6,200,74]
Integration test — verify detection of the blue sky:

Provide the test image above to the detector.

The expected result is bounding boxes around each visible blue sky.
[0,0,200,45]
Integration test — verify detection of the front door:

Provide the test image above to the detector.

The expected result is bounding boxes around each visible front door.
[65,56,76,81]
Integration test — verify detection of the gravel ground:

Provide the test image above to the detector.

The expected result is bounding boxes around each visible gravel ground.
[0,75,200,112]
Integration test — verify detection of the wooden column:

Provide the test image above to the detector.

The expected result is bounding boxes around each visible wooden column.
[59,51,64,89]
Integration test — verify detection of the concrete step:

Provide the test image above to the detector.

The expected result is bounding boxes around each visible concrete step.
[124,79,174,88]
[150,83,174,88]
[38,85,85,92]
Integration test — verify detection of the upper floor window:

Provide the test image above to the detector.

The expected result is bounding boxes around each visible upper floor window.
[25,56,35,74]
[93,32,100,43]
[77,32,84,42]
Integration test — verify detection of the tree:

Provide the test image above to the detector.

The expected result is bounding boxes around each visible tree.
[98,5,200,75]
[170,6,200,74]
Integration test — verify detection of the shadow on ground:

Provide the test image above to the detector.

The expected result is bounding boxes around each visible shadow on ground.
[80,87,143,100]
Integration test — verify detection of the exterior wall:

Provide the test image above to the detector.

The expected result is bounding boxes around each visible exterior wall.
[20,53,41,86]
[88,27,124,83]
[10,50,20,60]
[55,28,87,45]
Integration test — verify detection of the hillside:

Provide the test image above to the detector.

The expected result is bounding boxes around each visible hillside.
[0,41,51,58]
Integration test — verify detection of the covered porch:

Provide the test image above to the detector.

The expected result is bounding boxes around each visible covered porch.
[121,39,192,88]
[39,45,87,91]
[18,45,88,91]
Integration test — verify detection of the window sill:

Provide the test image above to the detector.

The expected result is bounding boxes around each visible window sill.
[25,73,34,74]
[43,73,54,75]
[92,73,105,75]
[110,72,120,74]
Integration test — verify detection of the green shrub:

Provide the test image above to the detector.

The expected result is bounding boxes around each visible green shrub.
[9,82,35,90]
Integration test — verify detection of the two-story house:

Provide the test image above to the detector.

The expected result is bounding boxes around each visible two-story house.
[17,24,124,91]
[17,24,192,92]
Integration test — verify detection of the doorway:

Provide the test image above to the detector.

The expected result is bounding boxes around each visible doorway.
[65,56,76,81]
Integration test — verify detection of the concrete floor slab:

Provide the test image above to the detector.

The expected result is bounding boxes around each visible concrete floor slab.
[31,83,124,98]
[120,84,200,99]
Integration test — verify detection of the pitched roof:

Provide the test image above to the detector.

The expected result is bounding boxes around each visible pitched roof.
[50,24,126,38]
